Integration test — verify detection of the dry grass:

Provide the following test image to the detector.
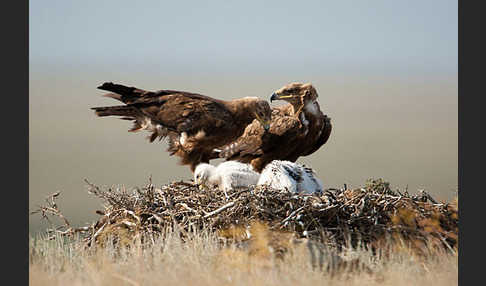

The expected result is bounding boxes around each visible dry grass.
[29,226,457,286]
[30,178,458,285]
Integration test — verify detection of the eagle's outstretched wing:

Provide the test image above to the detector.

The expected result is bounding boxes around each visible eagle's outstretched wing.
[92,82,234,137]
[91,82,272,171]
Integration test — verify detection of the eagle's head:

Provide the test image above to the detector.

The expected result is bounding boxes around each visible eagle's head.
[252,99,272,131]
[270,82,318,105]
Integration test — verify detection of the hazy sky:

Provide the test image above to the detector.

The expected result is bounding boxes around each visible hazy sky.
[30,0,457,76]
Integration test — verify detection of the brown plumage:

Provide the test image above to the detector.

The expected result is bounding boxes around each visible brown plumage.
[91,82,272,171]
[217,82,332,172]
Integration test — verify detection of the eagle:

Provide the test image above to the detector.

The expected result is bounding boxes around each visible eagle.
[91,82,272,171]
[217,82,332,172]
[194,161,260,198]
[257,160,323,194]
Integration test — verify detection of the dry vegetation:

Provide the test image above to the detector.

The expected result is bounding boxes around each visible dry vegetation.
[30,178,458,286]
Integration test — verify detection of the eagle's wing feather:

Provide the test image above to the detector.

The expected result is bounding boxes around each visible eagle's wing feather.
[301,114,332,156]
[128,92,233,135]
[93,82,234,136]
[219,109,303,162]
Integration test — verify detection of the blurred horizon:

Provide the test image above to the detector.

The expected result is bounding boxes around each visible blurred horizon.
[29,0,457,234]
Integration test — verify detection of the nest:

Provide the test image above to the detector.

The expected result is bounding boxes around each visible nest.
[32,178,458,253]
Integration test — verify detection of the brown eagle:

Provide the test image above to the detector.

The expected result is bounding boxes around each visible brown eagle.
[91,82,272,171]
[217,82,332,172]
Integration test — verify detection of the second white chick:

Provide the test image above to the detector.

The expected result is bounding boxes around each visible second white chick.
[194,161,260,198]
[257,160,323,194]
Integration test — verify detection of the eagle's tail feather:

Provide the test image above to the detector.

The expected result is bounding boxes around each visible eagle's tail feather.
[102,92,123,102]
[91,105,137,117]
[97,82,139,96]
[97,82,148,103]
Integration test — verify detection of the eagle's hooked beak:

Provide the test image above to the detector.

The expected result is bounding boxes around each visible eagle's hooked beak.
[270,92,295,102]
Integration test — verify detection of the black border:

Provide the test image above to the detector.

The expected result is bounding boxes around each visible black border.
[458,1,481,285]
[6,0,28,284]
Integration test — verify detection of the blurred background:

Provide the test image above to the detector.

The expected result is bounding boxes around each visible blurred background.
[29,0,457,234]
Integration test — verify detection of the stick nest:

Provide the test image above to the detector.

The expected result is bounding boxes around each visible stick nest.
[32,178,458,252]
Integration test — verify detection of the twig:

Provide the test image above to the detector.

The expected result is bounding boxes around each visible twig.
[280,206,306,226]
[203,201,236,219]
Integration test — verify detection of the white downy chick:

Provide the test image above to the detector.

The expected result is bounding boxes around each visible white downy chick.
[194,161,260,198]
[257,160,323,194]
